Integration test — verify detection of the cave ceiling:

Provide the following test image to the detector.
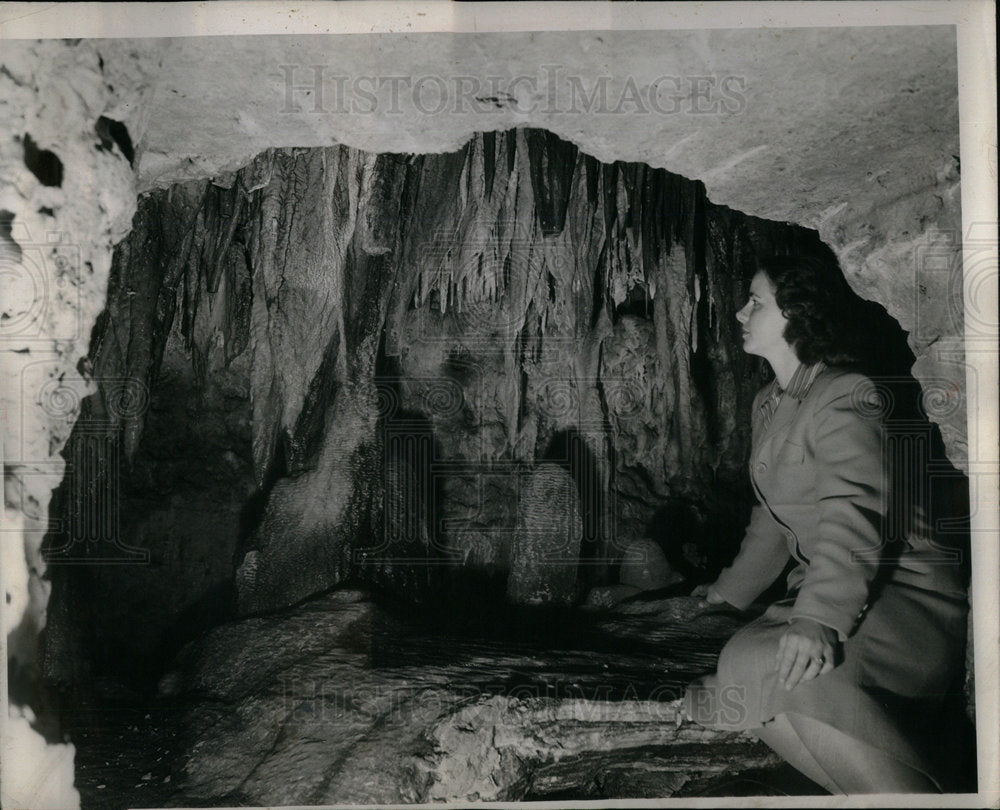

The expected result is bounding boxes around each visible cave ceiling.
[134,28,957,222]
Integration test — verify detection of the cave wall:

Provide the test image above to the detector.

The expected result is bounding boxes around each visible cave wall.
[381,130,824,588]
[45,133,823,662]
[45,127,953,675]
[42,181,257,688]
[1,39,165,809]
[40,145,401,674]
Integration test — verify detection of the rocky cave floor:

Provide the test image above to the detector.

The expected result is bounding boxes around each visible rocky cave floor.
[53,587,831,808]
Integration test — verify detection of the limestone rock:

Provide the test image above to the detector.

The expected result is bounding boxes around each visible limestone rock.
[619,538,682,591]
[1,39,163,810]
[119,30,970,466]
[49,130,968,636]
[148,589,776,806]
[1,28,980,807]
[235,405,383,615]
[425,695,776,801]
[583,583,642,610]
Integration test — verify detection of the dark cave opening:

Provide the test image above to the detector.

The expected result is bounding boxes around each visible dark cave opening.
[29,128,975,805]
[22,132,64,187]
[95,116,135,167]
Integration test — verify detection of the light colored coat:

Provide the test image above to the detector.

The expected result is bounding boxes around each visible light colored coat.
[714,365,965,640]
[685,365,968,783]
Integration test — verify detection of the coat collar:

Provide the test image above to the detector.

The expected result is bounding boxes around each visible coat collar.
[782,361,826,400]
[754,362,826,442]
[756,362,825,417]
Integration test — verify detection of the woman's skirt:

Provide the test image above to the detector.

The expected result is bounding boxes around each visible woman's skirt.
[684,580,969,783]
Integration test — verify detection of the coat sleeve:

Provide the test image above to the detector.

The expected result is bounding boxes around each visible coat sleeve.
[790,375,884,640]
[713,503,791,610]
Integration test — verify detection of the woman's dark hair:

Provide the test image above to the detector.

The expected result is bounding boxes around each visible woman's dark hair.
[756,252,863,367]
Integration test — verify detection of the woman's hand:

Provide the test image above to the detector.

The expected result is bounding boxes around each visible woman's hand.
[776,618,838,691]
[690,583,727,605]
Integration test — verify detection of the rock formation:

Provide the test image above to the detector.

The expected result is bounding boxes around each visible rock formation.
[146,588,778,805]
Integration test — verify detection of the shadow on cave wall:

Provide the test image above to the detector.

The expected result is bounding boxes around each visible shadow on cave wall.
[852,297,972,585]
[541,428,605,593]
[359,339,452,606]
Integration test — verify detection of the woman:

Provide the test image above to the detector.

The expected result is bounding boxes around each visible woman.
[683,254,968,793]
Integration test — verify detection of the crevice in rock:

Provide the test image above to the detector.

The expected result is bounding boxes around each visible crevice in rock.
[22,133,64,187]
[95,116,135,166]
[1,208,17,245]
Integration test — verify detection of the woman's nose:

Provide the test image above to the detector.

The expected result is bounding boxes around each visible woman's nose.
[736,303,750,324]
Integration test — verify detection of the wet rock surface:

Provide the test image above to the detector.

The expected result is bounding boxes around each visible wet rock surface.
[59,588,805,807]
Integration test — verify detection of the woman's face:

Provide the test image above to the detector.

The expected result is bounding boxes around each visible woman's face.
[735,271,790,360]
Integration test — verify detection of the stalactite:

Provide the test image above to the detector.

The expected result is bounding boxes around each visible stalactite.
[180,221,200,344]
[203,183,244,294]
[140,130,771,562]
[245,145,363,483]
[584,155,600,212]
[525,129,579,237]
[691,274,701,354]
[482,130,497,199]
[601,163,618,286]
[457,142,470,216]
